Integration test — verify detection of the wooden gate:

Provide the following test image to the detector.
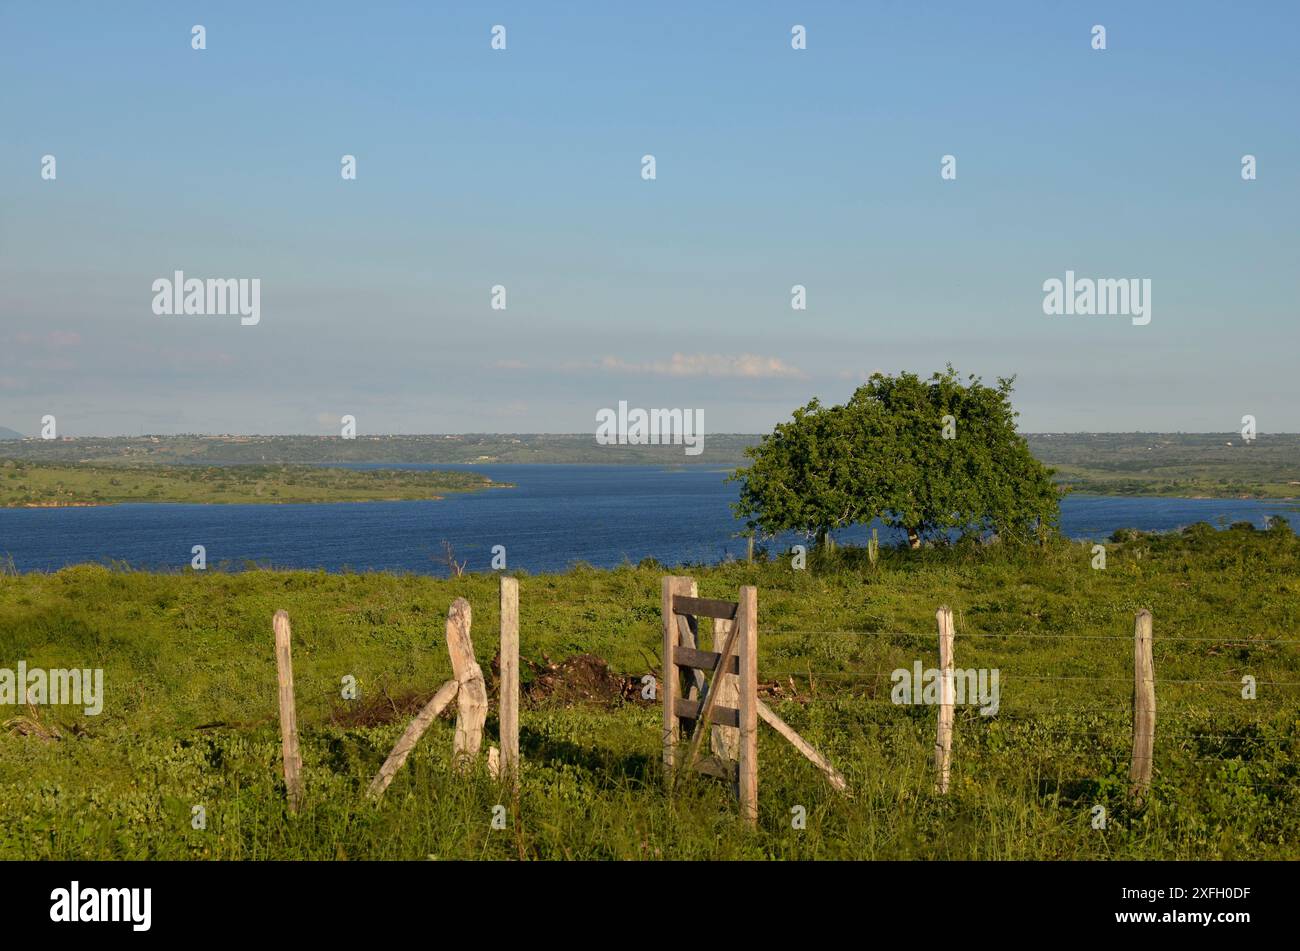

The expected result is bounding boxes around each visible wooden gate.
[661,576,758,824]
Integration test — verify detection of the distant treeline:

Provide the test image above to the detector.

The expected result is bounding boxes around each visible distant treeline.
[0,432,1297,498]
[0,433,763,466]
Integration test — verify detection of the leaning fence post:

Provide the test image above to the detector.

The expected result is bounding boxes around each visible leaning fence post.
[499,576,520,790]
[1130,609,1156,797]
[366,679,459,800]
[273,609,304,813]
[934,606,955,794]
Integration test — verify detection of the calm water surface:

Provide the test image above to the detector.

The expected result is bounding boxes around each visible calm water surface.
[0,464,1295,574]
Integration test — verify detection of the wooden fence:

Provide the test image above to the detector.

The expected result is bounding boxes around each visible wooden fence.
[271,576,522,809]
[926,604,1160,797]
[266,577,1248,822]
[661,576,847,826]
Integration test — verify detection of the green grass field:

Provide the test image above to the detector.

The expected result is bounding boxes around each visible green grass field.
[1,523,1297,859]
[0,462,505,507]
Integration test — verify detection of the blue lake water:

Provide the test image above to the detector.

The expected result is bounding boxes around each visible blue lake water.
[0,464,1296,575]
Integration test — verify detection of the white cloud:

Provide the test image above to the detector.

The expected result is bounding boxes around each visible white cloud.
[598,352,805,379]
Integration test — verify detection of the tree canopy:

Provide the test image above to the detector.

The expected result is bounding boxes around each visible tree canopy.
[731,368,1059,548]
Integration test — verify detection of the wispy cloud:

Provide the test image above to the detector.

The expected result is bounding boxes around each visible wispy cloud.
[598,353,805,379]
[5,330,82,349]
[836,367,884,381]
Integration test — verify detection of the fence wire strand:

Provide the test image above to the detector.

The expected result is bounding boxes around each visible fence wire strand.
[765,629,1300,644]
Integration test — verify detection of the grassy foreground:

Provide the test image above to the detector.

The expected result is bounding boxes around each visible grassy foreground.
[0,461,505,507]
[1,523,1298,860]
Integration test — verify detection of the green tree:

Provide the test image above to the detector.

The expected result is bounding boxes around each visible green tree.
[731,367,1059,548]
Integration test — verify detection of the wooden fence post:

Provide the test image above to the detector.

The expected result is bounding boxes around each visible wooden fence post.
[499,576,520,789]
[273,610,304,813]
[1130,609,1156,797]
[661,576,696,786]
[445,598,487,770]
[737,585,758,826]
[934,606,955,794]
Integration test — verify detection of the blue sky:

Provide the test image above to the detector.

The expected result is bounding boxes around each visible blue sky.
[2,1,1297,435]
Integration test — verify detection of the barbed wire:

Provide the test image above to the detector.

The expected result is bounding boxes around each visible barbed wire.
[1178,779,1300,793]
[995,674,1300,686]
[759,670,1300,686]
[1164,732,1294,742]
[945,776,1299,794]
[764,629,1300,643]
[591,620,1300,645]
[757,702,1298,729]
[981,707,1294,719]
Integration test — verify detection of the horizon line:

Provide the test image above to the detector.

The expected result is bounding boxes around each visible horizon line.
[3,432,1296,440]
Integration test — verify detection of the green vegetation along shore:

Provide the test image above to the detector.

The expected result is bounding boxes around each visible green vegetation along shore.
[1,432,1296,498]
[1,523,1296,859]
[1028,433,1300,499]
[0,433,765,466]
[0,462,506,507]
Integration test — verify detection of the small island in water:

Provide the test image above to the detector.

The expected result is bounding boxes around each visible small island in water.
[0,461,507,507]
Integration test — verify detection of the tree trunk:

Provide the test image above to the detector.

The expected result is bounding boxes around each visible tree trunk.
[907,528,921,550]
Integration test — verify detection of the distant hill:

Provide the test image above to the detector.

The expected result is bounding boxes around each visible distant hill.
[0,427,24,440]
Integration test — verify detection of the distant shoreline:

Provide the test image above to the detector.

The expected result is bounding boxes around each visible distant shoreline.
[8,496,449,509]
[2,432,1298,502]
[0,462,508,508]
